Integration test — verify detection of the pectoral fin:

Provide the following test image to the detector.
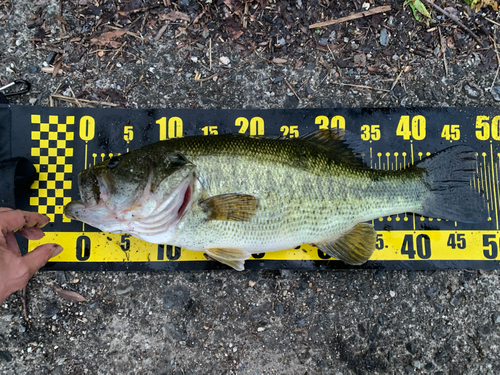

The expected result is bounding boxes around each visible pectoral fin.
[317,223,376,265]
[199,193,259,222]
[205,248,252,271]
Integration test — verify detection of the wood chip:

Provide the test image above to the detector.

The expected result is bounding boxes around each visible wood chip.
[159,11,190,21]
[272,58,288,64]
[90,28,128,48]
[53,286,86,302]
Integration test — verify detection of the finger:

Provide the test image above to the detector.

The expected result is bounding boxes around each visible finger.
[22,243,63,276]
[4,232,20,255]
[0,210,50,233]
[18,227,45,241]
[0,207,12,213]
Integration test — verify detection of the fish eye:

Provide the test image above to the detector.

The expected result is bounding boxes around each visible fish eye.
[108,156,121,169]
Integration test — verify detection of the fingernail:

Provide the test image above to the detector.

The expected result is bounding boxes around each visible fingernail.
[50,245,63,258]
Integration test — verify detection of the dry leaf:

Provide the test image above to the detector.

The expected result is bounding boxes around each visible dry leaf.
[90,28,128,48]
[272,58,288,64]
[159,11,190,21]
[53,286,86,302]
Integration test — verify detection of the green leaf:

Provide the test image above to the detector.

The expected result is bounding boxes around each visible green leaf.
[404,0,432,23]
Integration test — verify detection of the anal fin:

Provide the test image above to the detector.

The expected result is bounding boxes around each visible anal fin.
[205,248,252,271]
[199,193,259,222]
[317,223,376,265]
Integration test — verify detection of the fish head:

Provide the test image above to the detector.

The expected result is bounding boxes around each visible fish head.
[64,148,197,233]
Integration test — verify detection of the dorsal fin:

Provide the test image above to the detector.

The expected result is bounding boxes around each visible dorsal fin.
[295,129,369,168]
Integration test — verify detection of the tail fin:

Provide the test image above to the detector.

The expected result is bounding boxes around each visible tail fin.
[414,145,486,223]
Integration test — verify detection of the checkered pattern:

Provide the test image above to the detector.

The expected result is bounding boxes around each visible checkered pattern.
[30,115,74,222]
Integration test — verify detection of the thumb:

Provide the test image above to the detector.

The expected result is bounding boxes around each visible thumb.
[22,244,63,276]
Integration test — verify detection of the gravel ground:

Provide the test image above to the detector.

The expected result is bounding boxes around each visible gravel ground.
[1,0,500,374]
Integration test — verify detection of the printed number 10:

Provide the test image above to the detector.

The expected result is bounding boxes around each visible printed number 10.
[156,117,183,140]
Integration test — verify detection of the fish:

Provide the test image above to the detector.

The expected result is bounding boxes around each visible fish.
[64,129,485,270]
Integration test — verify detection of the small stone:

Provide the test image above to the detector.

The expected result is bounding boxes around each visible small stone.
[116,285,133,296]
[306,86,314,94]
[248,280,256,287]
[41,304,59,319]
[412,360,422,369]
[296,318,306,328]
[389,291,396,298]
[491,86,500,102]
[380,29,389,46]
[478,324,493,336]
[492,312,500,324]
[27,65,38,74]
[277,38,285,46]
[425,287,439,299]
[275,304,284,315]
[434,302,444,313]
[424,362,434,370]
[404,364,414,374]
[318,38,328,46]
[378,315,386,326]
[273,76,283,84]
[450,292,462,307]
[19,326,26,333]
[366,307,373,318]
[190,56,198,63]
[219,56,230,66]
[406,342,416,355]
[257,327,265,332]
[464,84,481,99]
[46,52,57,65]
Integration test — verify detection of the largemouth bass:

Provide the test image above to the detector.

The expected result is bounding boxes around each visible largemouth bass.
[65,130,485,270]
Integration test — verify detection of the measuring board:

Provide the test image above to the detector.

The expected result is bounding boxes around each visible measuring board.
[0,104,499,271]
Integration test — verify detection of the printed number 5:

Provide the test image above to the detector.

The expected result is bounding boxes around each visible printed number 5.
[124,125,134,142]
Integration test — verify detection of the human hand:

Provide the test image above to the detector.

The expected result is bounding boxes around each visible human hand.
[0,208,63,304]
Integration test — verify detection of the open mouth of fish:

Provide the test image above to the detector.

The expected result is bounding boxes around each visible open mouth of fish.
[64,169,196,232]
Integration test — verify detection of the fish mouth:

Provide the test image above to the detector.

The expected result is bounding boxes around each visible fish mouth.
[64,170,109,220]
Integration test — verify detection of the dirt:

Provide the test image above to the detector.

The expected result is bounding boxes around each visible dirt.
[1,0,500,374]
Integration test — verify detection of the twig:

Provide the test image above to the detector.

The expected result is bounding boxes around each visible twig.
[209,38,212,71]
[22,286,29,321]
[69,87,82,108]
[421,0,482,43]
[485,18,500,28]
[309,5,391,29]
[391,66,408,91]
[285,79,301,101]
[438,27,449,76]
[50,94,120,107]
[331,81,390,92]
[490,35,500,90]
